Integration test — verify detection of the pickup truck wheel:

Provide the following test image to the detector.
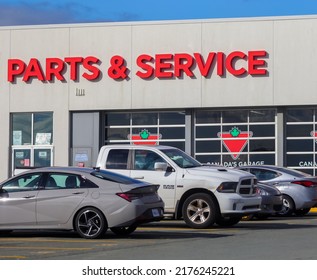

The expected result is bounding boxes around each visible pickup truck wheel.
[110,226,137,236]
[216,216,241,227]
[182,193,217,229]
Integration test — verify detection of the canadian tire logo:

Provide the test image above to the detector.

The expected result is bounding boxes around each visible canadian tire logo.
[311,131,317,142]
[218,127,253,160]
[128,129,161,145]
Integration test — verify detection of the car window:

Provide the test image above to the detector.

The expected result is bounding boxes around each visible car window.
[105,149,129,169]
[134,150,166,170]
[250,168,279,181]
[45,173,82,189]
[91,169,141,185]
[1,173,41,192]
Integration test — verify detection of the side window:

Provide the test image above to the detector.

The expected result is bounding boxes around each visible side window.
[134,150,166,171]
[106,149,129,169]
[250,169,278,181]
[2,174,41,192]
[45,173,81,189]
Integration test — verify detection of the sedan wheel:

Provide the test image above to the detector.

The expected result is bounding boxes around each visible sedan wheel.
[182,193,217,229]
[278,195,295,216]
[110,226,137,236]
[75,207,107,239]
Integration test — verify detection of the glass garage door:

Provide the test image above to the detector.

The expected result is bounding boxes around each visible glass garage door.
[194,109,277,167]
[104,111,186,150]
[286,108,317,175]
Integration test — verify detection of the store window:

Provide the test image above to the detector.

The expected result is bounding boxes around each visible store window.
[195,109,277,167]
[286,108,317,175]
[104,111,186,150]
[11,112,53,175]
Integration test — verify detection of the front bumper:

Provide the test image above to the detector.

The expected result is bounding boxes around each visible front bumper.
[259,194,283,214]
[217,193,262,216]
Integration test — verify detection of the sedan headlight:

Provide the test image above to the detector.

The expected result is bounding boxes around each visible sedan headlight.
[217,182,238,193]
[255,187,269,196]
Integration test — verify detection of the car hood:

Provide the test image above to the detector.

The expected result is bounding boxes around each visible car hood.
[184,165,255,181]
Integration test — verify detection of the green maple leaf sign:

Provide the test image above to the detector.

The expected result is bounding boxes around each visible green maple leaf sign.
[140,129,150,139]
[230,127,240,137]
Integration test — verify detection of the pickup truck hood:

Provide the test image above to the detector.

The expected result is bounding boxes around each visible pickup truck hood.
[184,165,254,181]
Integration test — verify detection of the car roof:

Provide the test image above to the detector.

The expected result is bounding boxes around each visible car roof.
[19,166,95,175]
[239,165,279,169]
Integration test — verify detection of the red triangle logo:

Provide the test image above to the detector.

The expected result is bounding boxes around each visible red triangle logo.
[218,127,253,160]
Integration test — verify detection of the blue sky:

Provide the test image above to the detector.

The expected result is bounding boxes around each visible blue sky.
[1,0,317,26]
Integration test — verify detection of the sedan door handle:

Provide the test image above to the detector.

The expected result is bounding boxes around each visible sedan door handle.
[72,191,85,195]
[133,176,144,179]
[23,195,35,199]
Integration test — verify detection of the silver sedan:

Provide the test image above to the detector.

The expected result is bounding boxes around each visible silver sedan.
[0,167,164,238]
[238,165,317,216]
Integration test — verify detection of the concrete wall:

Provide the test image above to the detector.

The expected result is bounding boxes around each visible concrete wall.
[1,16,317,180]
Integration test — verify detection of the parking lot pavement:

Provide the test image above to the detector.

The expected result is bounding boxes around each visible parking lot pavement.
[1,213,317,260]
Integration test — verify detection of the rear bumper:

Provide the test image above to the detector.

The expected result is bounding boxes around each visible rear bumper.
[116,207,164,227]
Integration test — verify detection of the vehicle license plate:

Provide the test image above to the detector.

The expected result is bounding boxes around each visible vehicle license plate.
[152,208,160,217]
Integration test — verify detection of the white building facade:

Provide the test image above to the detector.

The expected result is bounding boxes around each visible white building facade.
[1,15,317,180]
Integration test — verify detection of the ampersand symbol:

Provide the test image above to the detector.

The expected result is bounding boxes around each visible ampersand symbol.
[108,55,128,79]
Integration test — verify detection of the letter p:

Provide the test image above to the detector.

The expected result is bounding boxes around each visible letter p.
[8,59,26,82]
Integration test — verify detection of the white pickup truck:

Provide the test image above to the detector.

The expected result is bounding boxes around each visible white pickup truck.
[96,145,261,228]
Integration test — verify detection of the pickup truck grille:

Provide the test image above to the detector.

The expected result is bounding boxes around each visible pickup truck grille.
[238,178,256,195]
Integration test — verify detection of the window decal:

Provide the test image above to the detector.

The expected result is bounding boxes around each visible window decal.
[218,127,253,160]
[128,129,162,145]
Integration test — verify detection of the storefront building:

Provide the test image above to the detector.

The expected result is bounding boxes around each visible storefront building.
[1,15,317,181]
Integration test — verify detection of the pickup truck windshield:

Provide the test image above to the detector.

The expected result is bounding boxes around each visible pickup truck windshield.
[161,149,202,168]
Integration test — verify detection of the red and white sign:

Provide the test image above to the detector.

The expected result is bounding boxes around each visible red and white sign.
[128,129,161,145]
[218,127,253,160]
[7,50,268,83]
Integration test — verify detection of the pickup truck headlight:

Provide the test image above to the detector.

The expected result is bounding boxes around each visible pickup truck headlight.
[217,182,238,193]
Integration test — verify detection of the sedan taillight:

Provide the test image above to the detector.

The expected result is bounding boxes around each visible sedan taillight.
[291,180,317,187]
[116,185,159,202]
[116,192,139,202]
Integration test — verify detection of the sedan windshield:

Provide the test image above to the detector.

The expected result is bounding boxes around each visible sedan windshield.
[161,149,202,168]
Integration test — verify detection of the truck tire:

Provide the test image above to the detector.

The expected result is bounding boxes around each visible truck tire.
[182,193,217,229]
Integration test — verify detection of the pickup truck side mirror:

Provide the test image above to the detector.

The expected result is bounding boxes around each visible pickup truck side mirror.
[154,162,168,171]
[154,162,175,172]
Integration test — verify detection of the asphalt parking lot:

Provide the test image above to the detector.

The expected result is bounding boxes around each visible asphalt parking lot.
[1,210,317,260]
